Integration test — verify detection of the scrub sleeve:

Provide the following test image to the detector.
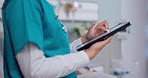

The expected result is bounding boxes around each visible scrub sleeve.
[2,0,77,78]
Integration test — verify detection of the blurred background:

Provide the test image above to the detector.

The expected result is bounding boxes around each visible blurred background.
[0,0,148,78]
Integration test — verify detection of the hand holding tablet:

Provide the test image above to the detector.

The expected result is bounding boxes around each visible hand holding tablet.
[77,22,131,51]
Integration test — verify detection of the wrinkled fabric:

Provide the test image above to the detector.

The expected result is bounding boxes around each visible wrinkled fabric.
[2,0,77,78]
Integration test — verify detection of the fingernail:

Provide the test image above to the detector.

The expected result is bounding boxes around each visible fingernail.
[106,29,110,32]
[103,29,110,32]
[94,23,97,27]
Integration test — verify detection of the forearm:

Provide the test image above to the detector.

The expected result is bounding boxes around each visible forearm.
[16,43,89,78]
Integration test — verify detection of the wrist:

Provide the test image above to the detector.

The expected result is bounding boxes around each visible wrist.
[85,49,96,60]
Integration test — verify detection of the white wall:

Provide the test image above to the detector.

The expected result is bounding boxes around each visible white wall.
[121,0,148,78]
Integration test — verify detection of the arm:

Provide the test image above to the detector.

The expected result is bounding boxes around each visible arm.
[16,43,89,78]
[16,21,112,78]
[70,21,110,55]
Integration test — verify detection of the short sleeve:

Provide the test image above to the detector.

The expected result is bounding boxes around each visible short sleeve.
[4,0,43,55]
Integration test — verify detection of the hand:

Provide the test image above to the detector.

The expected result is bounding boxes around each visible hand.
[85,37,112,60]
[82,20,109,43]
[81,21,112,60]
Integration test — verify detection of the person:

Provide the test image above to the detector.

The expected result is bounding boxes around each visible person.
[2,0,112,78]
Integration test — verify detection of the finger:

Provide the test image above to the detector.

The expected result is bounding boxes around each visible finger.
[90,23,98,31]
[99,27,110,32]
[95,25,110,33]
[93,23,98,29]
[93,36,112,48]
[102,20,109,29]
[96,20,109,29]
[101,36,112,45]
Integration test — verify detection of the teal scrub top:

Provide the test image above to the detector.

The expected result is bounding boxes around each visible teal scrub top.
[2,0,77,78]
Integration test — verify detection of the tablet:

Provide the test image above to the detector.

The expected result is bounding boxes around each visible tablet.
[76,22,131,51]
